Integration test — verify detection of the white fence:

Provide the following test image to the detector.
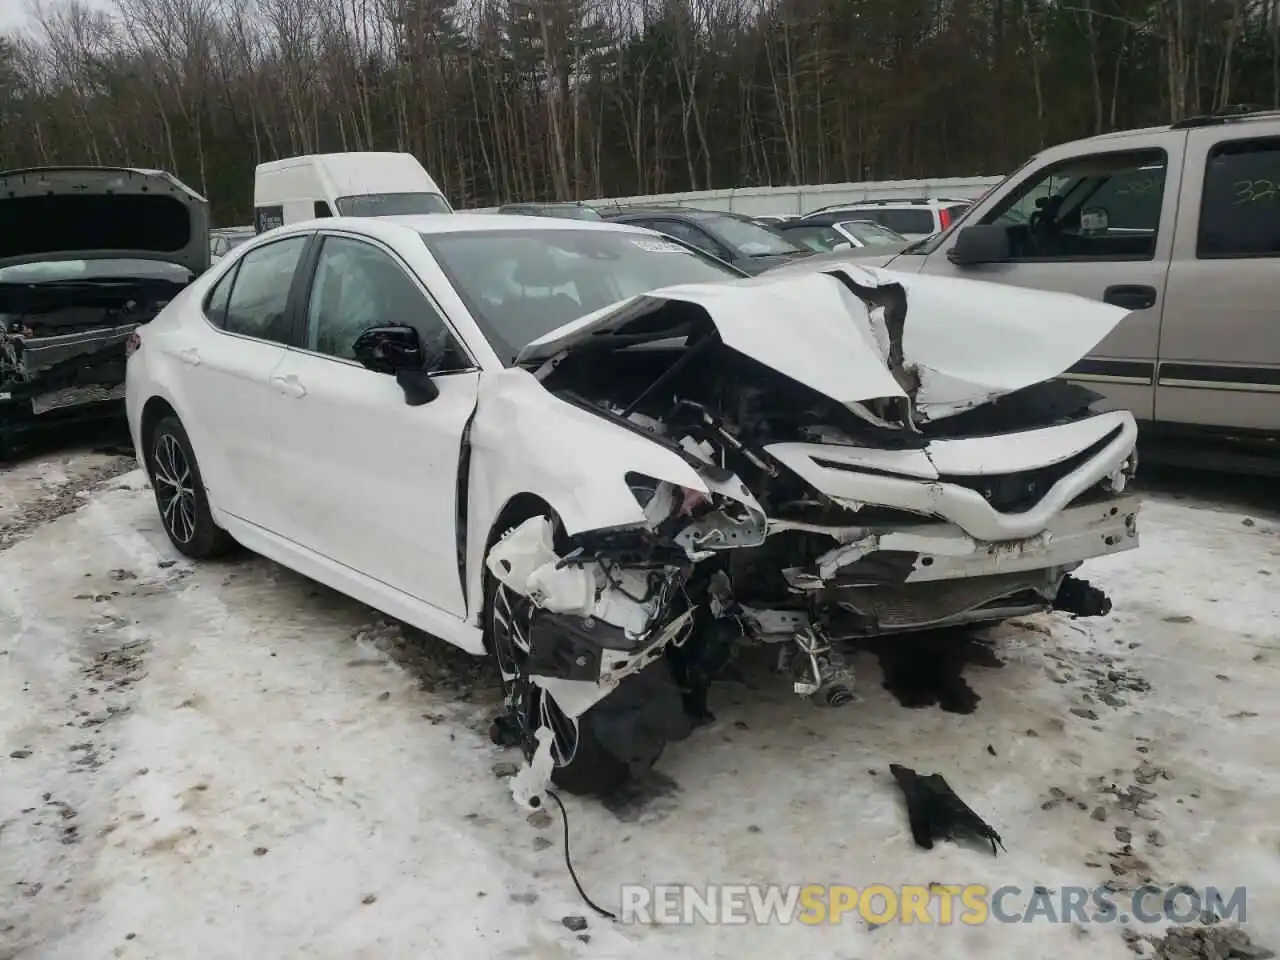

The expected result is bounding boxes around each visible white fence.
[468,175,1006,216]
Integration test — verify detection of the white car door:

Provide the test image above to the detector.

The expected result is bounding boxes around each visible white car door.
[267,232,480,619]
[177,234,310,532]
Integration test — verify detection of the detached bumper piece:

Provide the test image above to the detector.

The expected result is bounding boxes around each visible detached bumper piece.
[890,763,1006,856]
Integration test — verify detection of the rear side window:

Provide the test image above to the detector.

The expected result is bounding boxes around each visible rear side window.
[204,263,237,327]
[222,236,308,343]
[867,208,936,234]
[1198,137,1280,258]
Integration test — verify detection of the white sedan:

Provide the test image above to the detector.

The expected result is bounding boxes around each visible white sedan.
[125,213,1141,801]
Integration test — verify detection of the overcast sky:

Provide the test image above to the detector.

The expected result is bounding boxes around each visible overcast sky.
[0,0,112,37]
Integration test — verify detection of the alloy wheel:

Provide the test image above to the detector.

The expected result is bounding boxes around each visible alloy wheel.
[152,433,198,545]
[491,580,580,767]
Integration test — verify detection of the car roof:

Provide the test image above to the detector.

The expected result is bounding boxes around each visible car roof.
[607,207,728,221]
[375,213,648,235]
[244,214,657,251]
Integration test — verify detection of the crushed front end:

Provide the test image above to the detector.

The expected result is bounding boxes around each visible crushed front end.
[485,266,1142,794]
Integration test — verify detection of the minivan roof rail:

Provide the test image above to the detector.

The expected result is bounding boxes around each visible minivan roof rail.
[1170,106,1280,129]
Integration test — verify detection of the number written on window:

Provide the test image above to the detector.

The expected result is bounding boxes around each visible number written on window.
[1199,138,1280,258]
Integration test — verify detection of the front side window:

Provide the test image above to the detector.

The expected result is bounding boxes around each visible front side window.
[222,236,307,343]
[305,235,468,371]
[334,192,451,217]
[981,149,1167,260]
[1198,137,1280,258]
[424,229,741,363]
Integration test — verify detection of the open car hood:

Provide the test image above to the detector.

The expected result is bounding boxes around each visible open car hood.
[0,167,210,276]
[517,263,1131,423]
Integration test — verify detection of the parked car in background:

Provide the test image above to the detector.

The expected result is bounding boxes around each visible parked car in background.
[0,165,207,457]
[770,109,1280,474]
[752,214,797,225]
[497,202,604,221]
[126,212,1139,801]
[801,198,971,239]
[211,227,255,263]
[775,218,909,253]
[601,207,808,274]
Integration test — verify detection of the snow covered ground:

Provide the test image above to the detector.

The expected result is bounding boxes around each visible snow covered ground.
[2,451,1278,960]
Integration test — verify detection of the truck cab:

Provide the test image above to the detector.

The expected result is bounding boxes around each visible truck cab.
[807,111,1280,471]
[252,152,452,234]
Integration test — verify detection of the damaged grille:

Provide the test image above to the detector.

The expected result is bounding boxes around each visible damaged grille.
[837,570,1056,632]
[939,427,1122,514]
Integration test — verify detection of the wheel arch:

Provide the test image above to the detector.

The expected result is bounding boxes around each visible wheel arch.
[139,396,180,475]
[475,492,564,654]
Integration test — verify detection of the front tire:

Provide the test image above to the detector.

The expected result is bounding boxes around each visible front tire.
[148,415,233,559]
[483,520,681,796]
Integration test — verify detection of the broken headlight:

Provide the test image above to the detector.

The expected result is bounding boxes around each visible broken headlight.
[625,471,710,528]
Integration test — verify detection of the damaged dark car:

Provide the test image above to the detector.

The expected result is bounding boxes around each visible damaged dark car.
[0,166,208,456]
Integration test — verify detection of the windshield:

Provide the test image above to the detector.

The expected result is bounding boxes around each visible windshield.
[0,258,193,284]
[703,215,803,256]
[837,220,906,245]
[423,229,742,363]
[336,192,451,217]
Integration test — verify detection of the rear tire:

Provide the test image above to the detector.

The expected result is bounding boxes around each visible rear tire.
[148,415,233,559]
[483,517,683,796]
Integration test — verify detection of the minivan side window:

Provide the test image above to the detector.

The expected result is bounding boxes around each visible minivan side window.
[304,235,470,372]
[872,208,935,235]
[1198,137,1280,259]
[982,149,1167,261]
[222,236,308,343]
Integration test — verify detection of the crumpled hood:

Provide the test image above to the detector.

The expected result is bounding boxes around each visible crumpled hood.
[518,263,1130,422]
[0,167,209,275]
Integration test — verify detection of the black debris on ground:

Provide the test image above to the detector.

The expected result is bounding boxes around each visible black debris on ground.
[888,763,1005,855]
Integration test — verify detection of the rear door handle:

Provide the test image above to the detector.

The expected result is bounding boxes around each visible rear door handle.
[271,374,307,399]
[178,347,200,366]
[1103,284,1157,310]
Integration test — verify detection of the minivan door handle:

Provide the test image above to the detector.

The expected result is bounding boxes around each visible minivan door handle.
[1103,284,1157,310]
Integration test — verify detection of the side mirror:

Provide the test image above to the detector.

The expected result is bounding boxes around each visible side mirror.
[947,224,1011,266]
[351,324,439,406]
